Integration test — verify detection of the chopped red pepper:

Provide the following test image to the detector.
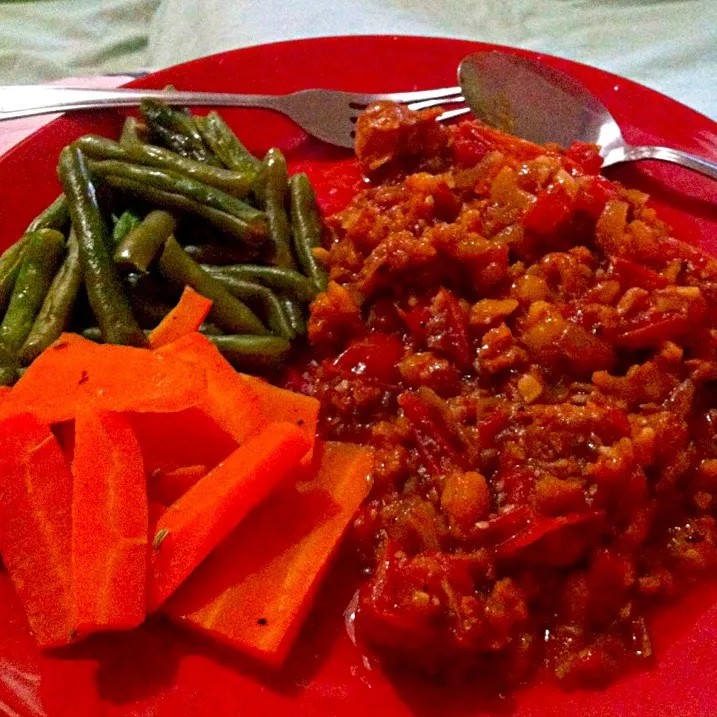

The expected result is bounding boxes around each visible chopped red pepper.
[399,391,466,474]
[333,332,404,385]
[524,184,572,234]
[565,141,604,175]
[609,257,669,291]
[574,176,617,218]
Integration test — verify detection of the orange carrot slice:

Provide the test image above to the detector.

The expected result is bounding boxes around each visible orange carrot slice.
[158,332,319,449]
[127,407,237,475]
[6,333,206,424]
[148,422,311,611]
[0,413,74,648]
[149,286,213,349]
[149,465,207,506]
[165,441,373,665]
[72,408,148,634]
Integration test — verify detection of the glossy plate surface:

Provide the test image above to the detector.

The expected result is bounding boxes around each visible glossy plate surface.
[1,35,716,717]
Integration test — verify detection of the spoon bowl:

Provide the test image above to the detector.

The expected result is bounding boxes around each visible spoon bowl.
[458,51,717,180]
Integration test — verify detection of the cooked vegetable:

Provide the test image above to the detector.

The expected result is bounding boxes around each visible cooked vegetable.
[8,333,206,423]
[165,441,373,665]
[57,146,146,347]
[72,408,148,634]
[148,286,213,348]
[148,421,311,610]
[75,135,252,197]
[0,235,29,314]
[0,412,74,648]
[279,296,306,336]
[19,230,83,365]
[156,332,317,447]
[141,98,219,165]
[128,406,237,475]
[111,208,142,245]
[0,229,65,357]
[201,264,317,302]
[148,465,207,507]
[207,274,294,340]
[103,175,263,244]
[195,111,261,178]
[114,209,177,272]
[119,116,146,147]
[289,173,328,291]
[26,194,69,232]
[210,334,292,368]
[89,159,265,227]
[158,236,268,336]
[257,148,295,267]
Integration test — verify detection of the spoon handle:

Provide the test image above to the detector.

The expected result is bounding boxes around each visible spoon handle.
[603,145,717,181]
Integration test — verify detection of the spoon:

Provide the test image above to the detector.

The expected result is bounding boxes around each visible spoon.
[458,51,717,180]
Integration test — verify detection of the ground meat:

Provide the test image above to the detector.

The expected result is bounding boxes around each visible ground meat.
[298,104,717,687]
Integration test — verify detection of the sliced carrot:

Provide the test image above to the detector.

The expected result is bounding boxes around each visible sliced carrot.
[5,333,206,424]
[0,413,74,648]
[149,286,213,349]
[241,374,319,461]
[156,332,268,444]
[52,420,75,465]
[148,422,311,611]
[72,408,148,635]
[149,465,207,506]
[0,385,11,403]
[128,407,237,475]
[165,441,373,665]
[158,332,319,450]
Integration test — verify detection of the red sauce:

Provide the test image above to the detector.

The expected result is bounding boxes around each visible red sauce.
[294,103,717,687]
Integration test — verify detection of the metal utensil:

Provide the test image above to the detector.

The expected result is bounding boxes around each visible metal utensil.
[0,85,467,150]
[458,51,717,180]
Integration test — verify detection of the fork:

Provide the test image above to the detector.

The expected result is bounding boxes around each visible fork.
[0,85,469,149]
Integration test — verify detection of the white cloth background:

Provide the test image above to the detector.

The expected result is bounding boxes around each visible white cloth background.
[148,0,717,119]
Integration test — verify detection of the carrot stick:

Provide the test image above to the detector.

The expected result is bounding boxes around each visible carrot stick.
[148,422,311,610]
[149,286,213,349]
[157,332,319,450]
[5,333,206,423]
[149,464,207,506]
[127,407,236,475]
[165,441,373,665]
[0,412,74,648]
[72,408,148,634]
[156,332,268,443]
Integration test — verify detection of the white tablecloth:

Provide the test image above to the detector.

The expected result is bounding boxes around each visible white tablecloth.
[148,0,717,120]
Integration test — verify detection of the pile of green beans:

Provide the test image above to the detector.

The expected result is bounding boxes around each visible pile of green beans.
[0,99,329,384]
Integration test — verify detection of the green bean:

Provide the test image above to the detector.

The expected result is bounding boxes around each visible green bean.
[119,116,147,147]
[0,238,29,312]
[0,345,19,386]
[26,195,69,232]
[57,146,146,347]
[201,264,317,302]
[114,210,176,272]
[19,230,82,364]
[0,229,65,356]
[280,296,306,336]
[75,135,253,198]
[112,209,142,245]
[141,99,220,165]
[257,148,295,268]
[289,173,328,291]
[195,112,261,178]
[208,274,294,340]
[198,321,223,336]
[158,235,268,336]
[90,160,266,233]
[81,326,103,342]
[210,334,291,369]
[103,175,266,245]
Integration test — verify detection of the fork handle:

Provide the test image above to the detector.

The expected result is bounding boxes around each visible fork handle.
[603,144,717,181]
[0,86,283,121]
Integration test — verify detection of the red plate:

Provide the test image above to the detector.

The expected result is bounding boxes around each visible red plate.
[1,36,716,717]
